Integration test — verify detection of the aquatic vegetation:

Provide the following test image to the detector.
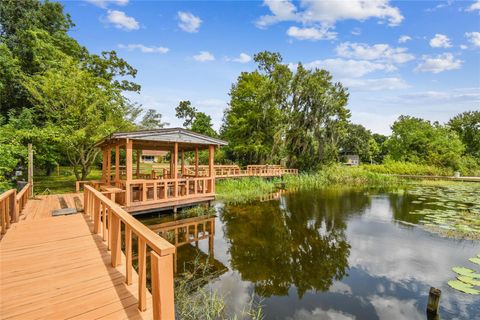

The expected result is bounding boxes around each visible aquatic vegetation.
[406,184,480,240]
[449,258,480,295]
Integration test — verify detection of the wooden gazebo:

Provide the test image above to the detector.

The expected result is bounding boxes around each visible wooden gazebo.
[94,128,228,213]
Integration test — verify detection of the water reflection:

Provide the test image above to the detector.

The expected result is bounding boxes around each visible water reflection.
[221,189,372,298]
[137,187,480,319]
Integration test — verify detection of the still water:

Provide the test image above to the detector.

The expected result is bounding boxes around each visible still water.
[139,187,479,319]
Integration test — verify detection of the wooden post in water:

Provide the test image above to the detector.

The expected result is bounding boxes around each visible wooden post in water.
[427,287,441,318]
[28,143,33,197]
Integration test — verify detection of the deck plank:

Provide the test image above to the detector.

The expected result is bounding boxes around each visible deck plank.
[0,196,153,320]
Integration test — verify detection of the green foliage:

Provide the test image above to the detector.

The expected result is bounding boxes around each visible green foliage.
[222,52,350,169]
[363,160,454,176]
[385,116,465,169]
[191,112,217,137]
[175,100,217,137]
[448,111,480,158]
[0,0,157,182]
[284,164,398,189]
[139,109,167,129]
[340,123,373,163]
[216,178,278,203]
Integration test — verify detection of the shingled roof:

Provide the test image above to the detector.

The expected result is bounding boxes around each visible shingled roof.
[96,128,228,149]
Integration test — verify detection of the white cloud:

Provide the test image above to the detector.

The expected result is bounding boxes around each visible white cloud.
[336,42,414,64]
[369,296,424,320]
[465,32,480,47]
[429,33,452,48]
[301,58,396,78]
[466,0,480,12]
[287,26,337,40]
[177,11,202,33]
[257,0,403,28]
[343,77,409,90]
[193,51,215,62]
[229,53,252,63]
[288,308,355,320]
[118,44,169,53]
[86,0,128,8]
[398,35,411,43]
[351,27,361,36]
[106,10,139,30]
[415,53,462,73]
[460,44,468,50]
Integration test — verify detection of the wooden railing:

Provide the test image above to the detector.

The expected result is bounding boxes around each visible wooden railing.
[1,189,16,235]
[84,185,176,319]
[0,183,32,236]
[123,176,214,206]
[16,183,31,215]
[76,180,103,192]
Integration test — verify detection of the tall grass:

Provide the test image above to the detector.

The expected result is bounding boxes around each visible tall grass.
[175,257,263,320]
[362,160,453,176]
[216,178,279,203]
[284,164,399,190]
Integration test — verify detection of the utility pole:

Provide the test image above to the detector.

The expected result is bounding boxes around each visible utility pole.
[28,143,33,197]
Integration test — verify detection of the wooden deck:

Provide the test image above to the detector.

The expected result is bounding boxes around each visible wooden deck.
[0,194,154,320]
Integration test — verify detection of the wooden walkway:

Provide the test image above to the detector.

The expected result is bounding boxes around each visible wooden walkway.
[0,195,153,319]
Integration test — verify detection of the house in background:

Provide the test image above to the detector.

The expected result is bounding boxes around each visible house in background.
[141,150,168,163]
[344,154,360,166]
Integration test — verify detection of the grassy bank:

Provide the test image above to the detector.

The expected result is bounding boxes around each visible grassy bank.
[216,164,400,204]
[362,161,453,176]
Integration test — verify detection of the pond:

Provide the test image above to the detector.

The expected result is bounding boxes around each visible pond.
[138,185,480,319]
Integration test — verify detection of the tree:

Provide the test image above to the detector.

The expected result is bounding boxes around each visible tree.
[340,123,372,163]
[139,109,168,129]
[191,112,217,137]
[25,56,134,180]
[385,116,465,169]
[222,52,350,170]
[448,111,480,158]
[175,100,197,128]
[221,71,283,165]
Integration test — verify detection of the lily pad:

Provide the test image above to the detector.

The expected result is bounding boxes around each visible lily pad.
[448,280,480,294]
[469,257,480,266]
[458,275,480,286]
[452,266,477,277]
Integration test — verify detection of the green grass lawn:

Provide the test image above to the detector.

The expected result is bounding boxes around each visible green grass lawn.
[32,163,168,194]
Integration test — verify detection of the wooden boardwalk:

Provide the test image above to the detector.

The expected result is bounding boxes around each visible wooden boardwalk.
[0,195,154,320]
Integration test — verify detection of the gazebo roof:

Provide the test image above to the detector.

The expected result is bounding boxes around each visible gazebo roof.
[96,128,228,150]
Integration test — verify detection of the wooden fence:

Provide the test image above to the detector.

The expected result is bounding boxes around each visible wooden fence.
[1,183,32,235]
[83,185,176,319]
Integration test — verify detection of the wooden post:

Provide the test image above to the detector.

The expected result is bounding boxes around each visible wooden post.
[125,139,132,206]
[427,287,441,316]
[115,145,120,182]
[195,147,199,177]
[28,143,33,197]
[181,149,185,175]
[138,237,147,311]
[136,149,140,178]
[208,145,215,193]
[125,225,132,285]
[173,143,178,197]
[106,148,111,184]
[110,214,121,267]
[151,252,175,320]
[102,148,108,182]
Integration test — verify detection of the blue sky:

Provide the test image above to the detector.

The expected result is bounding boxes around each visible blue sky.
[61,0,480,134]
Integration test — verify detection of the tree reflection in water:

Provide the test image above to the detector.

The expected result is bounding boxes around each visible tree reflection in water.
[220,188,371,298]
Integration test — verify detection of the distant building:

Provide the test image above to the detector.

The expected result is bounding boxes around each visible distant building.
[344,154,360,166]
[141,150,168,163]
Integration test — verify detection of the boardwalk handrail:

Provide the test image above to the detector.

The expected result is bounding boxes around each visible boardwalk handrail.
[0,183,32,235]
[0,189,16,235]
[83,185,176,319]
[16,183,31,215]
